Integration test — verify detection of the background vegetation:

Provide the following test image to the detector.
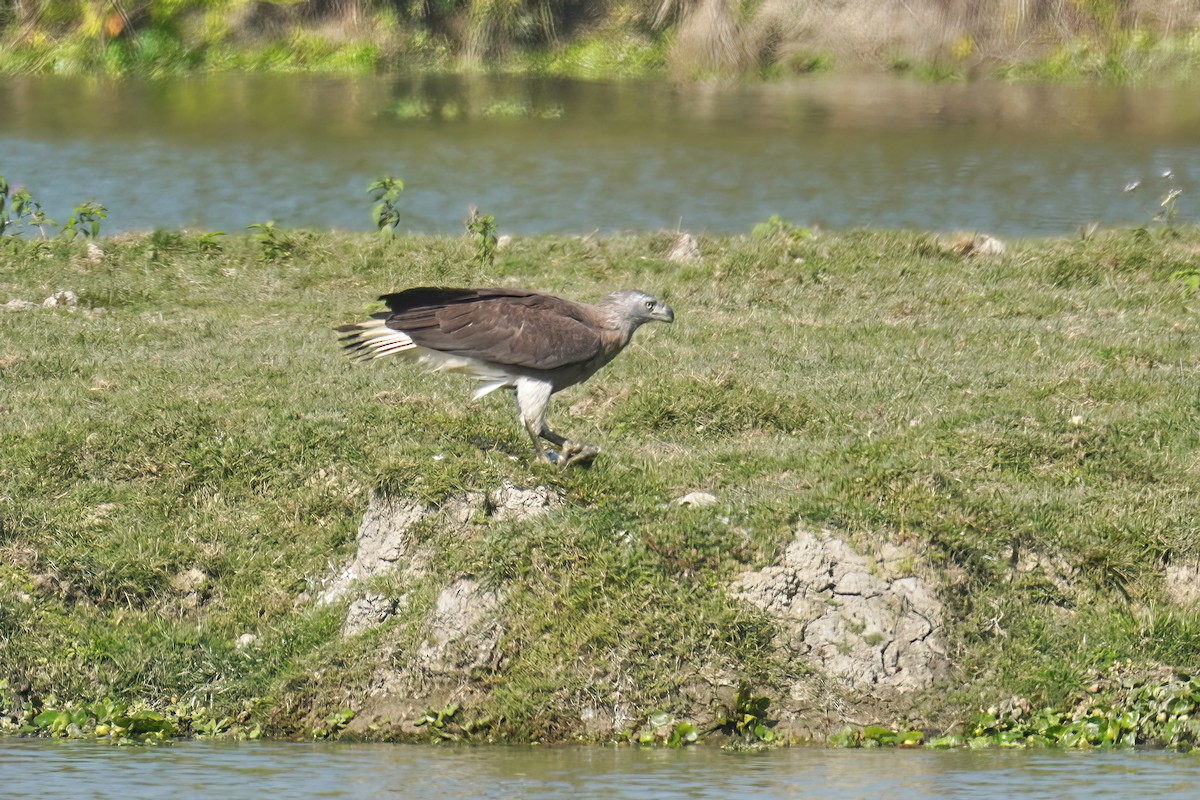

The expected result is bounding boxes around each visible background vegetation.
[3,0,1200,80]
[3,211,1200,742]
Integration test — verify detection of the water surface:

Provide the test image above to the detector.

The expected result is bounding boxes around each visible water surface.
[6,739,1200,799]
[1,73,1197,236]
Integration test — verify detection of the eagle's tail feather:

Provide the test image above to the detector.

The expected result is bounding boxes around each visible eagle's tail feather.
[472,380,510,400]
[336,317,514,398]
[335,318,416,362]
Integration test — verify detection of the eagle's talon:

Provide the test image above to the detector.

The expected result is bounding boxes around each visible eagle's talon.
[559,441,600,468]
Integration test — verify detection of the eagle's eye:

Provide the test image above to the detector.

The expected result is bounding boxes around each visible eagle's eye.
[644,300,655,310]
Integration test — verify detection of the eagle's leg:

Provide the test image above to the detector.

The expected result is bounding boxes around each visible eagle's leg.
[523,419,558,464]
[537,425,567,448]
[514,379,599,467]
[514,379,561,464]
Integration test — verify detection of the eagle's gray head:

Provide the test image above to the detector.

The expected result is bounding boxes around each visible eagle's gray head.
[602,290,675,331]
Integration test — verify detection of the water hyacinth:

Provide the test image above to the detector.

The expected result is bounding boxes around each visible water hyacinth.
[834,665,1200,751]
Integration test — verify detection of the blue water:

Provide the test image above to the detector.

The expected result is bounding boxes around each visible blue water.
[6,739,1200,799]
[1,73,1197,237]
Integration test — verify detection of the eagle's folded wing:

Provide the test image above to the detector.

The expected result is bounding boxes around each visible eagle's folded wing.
[380,288,605,371]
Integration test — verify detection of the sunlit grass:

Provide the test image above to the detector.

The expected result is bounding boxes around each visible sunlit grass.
[3,227,1200,738]
[996,31,1200,83]
[4,8,1200,85]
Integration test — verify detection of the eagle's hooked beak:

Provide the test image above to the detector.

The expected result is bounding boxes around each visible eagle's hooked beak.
[654,303,675,324]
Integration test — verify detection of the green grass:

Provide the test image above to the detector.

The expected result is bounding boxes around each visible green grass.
[7,7,1200,85]
[0,24,409,78]
[3,227,1200,741]
[996,31,1200,84]
[515,34,668,80]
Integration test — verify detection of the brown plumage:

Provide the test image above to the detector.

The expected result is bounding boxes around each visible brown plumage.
[336,287,674,466]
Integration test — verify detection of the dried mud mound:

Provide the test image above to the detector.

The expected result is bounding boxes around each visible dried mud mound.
[732,525,950,695]
[322,491,953,740]
[319,484,561,735]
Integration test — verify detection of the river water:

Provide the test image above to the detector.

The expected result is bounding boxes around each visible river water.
[5,739,1200,798]
[1,73,1198,237]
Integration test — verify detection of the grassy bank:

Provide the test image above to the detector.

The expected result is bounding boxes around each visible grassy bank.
[4,1,1200,82]
[2,223,1200,745]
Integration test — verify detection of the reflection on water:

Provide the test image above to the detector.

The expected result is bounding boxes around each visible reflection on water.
[6,739,1200,799]
[0,73,1197,236]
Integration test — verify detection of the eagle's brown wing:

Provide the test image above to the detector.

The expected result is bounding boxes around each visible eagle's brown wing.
[378,287,603,370]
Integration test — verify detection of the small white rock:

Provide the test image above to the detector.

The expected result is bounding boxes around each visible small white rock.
[666,232,701,264]
[975,236,1006,256]
[236,633,258,650]
[170,568,207,594]
[42,290,78,311]
[674,491,718,507]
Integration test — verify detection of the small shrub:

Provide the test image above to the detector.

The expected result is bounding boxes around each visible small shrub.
[482,100,528,118]
[626,710,700,748]
[830,725,923,748]
[61,200,107,239]
[751,214,811,242]
[387,99,432,120]
[466,207,498,267]
[368,175,405,239]
[1171,268,1200,293]
[0,177,56,240]
[247,220,297,262]
[718,687,776,745]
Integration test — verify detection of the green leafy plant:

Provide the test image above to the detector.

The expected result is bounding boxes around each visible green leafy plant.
[626,710,700,748]
[61,200,107,239]
[829,725,924,748]
[667,719,699,747]
[750,214,811,242]
[1,178,111,246]
[0,177,56,242]
[964,673,1200,750]
[466,207,498,267]
[1154,170,1182,234]
[192,230,226,254]
[387,99,432,120]
[368,175,404,239]
[834,664,1200,751]
[725,687,776,744]
[1129,169,1184,237]
[1157,188,1183,230]
[1171,268,1200,293]
[311,708,355,739]
[482,100,529,118]
[32,700,177,742]
[94,703,176,742]
[413,703,460,740]
[190,707,234,737]
[247,220,297,262]
[33,707,89,736]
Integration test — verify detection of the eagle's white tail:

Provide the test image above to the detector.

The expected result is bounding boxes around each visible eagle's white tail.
[336,316,512,398]
[334,318,416,362]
